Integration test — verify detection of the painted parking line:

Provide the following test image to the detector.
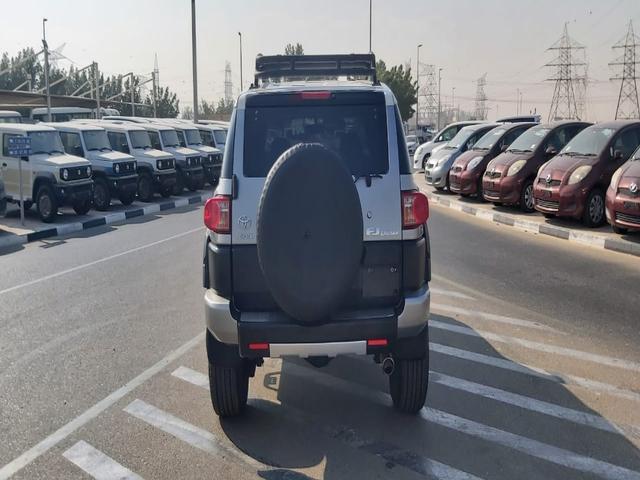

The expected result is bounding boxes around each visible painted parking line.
[173,367,486,480]
[282,362,640,480]
[63,440,143,480]
[430,320,640,373]
[429,287,475,301]
[430,342,640,403]
[431,303,561,333]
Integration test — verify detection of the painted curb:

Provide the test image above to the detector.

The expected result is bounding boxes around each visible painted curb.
[0,193,209,252]
[426,192,640,258]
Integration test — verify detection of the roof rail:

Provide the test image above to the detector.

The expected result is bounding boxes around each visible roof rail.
[253,53,377,88]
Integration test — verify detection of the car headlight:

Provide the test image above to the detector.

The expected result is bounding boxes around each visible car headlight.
[187,158,192,167]
[507,159,527,177]
[86,166,91,177]
[466,156,484,171]
[133,161,137,170]
[436,154,451,167]
[610,167,623,189]
[568,165,592,185]
[61,168,69,180]
[114,163,120,174]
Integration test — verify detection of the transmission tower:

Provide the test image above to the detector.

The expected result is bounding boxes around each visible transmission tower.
[610,20,640,120]
[474,74,488,120]
[224,61,233,103]
[418,63,438,126]
[545,23,587,121]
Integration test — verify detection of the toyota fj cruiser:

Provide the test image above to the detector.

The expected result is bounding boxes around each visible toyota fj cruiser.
[203,54,431,417]
[0,124,93,222]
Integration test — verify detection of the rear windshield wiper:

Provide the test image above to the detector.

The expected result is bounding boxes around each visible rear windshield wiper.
[354,174,383,187]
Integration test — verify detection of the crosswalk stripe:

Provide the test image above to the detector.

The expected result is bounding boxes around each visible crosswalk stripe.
[63,441,142,480]
[430,342,640,403]
[172,367,486,480]
[431,304,561,333]
[430,320,640,373]
[430,288,475,300]
[281,361,640,480]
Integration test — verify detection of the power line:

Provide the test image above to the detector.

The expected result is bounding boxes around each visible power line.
[610,20,640,119]
[417,63,438,126]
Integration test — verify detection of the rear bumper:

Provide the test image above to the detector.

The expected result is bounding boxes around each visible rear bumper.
[204,285,430,357]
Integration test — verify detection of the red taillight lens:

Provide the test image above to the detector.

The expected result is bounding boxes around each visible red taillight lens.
[249,343,269,351]
[298,91,332,100]
[204,195,231,233]
[367,339,388,347]
[402,191,429,229]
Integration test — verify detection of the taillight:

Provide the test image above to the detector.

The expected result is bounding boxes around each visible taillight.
[402,191,429,229]
[298,91,332,100]
[204,195,231,233]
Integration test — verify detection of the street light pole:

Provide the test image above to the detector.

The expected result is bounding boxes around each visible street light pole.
[437,67,442,130]
[238,32,243,91]
[152,71,157,118]
[369,0,372,52]
[42,18,51,123]
[416,43,422,134]
[191,0,199,121]
[94,62,100,119]
[452,87,456,121]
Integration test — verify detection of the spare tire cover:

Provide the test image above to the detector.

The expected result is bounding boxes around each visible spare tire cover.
[257,143,363,324]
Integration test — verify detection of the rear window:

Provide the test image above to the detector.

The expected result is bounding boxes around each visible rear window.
[243,92,388,177]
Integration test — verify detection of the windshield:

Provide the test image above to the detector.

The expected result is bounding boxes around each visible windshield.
[507,126,551,152]
[82,130,112,151]
[473,127,507,150]
[199,130,215,147]
[160,129,180,147]
[28,131,64,154]
[184,129,202,145]
[214,129,227,145]
[561,127,613,156]
[130,130,152,149]
[446,127,478,149]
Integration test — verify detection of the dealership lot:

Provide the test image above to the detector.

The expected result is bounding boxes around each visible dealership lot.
[1,201,639,479]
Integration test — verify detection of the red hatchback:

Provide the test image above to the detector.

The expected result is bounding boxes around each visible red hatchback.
[449,123,536,198]
[534,121,640,227]
[606,145,640,233]
[482,121,590,212]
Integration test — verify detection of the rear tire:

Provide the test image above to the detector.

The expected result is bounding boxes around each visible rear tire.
[36,184,58,223]
[119,191,135,206]
[92,178,111,211]
[73,198,91,215]
[137,173,154,202]
[208,362,249,418]
[389,356,429,414]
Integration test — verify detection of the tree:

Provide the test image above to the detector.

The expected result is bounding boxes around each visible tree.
[149,86,179,117]
[284,43,304,55]
[376,60,417,122]
[181,105,193,120]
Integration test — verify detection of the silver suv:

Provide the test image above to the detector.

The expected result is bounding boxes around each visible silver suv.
[203,54,432,417]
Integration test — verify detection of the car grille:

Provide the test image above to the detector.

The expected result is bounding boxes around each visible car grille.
[188,156,201,167]
[536,199,559,211]
[64,166,91,181]
[618,187,639,198]
[117,161,136,174]
[538,178,561,187]
[201,155,212,165]
[485,170,502,179]
[615,211,640,225]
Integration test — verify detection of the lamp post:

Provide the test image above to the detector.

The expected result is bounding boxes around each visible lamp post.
[437,67,442,130]
[416,43,422,134]
[369,0,372,52]
[452,86,456,122]
[191,0,199,121]
[238,32,243,91]
[42,18,51,123]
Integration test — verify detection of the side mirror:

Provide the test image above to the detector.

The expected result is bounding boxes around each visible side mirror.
[613,149,624,160]
[545,146,558,156]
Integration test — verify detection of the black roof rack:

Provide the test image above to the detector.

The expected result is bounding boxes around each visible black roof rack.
[253,53,377,87]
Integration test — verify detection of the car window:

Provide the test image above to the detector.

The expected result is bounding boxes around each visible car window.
[59,131,83,156]
[612,128,640,160]
[439,126,457,142]
[501,127,529,149]
[199,130,215,148]
[473,127,507,151]
[148,131,162,150]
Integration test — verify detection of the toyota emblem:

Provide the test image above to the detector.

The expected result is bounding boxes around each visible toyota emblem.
[545,173,552,184]
[631,183,639,194]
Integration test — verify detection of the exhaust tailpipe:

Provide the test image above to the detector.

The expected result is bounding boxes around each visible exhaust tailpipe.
[382,356,395,375]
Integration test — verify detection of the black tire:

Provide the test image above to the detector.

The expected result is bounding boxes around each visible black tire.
[257,143,363,324]
[208,362,249,418]
[612,225,628,235]
[36,184,58,223]
[119,191,135,206]
[543,212,555,219]
[93,178,111,211]
[582,189,605,228]
[137,173,154,202]
[493,202,503,207]
[434,186,445,192]
[22,200,33,211]
[160,186,172,198]
[519,179,535,213]
[390,356,429,414]
[172,170,185,195]
[73,198,91,216]
[421,154,430,171]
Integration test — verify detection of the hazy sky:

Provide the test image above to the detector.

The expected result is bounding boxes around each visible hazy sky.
[2,0,640,122]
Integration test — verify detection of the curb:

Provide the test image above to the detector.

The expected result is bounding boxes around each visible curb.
[0,193,209,252]
[425,192,640,258]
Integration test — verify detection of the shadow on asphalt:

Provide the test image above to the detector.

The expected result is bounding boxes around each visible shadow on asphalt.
[220,315,640,479]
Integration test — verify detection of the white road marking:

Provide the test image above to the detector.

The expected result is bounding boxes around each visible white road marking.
[0,333,203,480]
[430,320,640,373]
[429,288,475,300]
[430,342,640,403]
[63,440,143,480]
[431,372,639,436]
[173,367,486,480]
[431,303,561,333]
[283,362,640,480]
[0,227,203,296]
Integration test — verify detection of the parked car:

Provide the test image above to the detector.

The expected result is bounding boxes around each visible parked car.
[413,121,483,171]
[51,122,139,210]
[482,121,590,212]
[204,53,431,417]
[424,123,499,191]
[195,123,227,151]
[606,144,640,233]
[79,121,177,201]
[31,107,93,123]
[534,120,640,227]
[0,124,93,222]
[0,110,22,124]
[406,134,418,155]
[448,123,537,198]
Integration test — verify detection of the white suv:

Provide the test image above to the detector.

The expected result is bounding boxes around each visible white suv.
[203,54,431,417]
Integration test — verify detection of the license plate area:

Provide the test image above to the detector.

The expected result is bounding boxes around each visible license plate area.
[623,201,640,211]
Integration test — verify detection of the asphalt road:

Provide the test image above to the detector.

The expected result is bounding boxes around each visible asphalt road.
[0,198,639,479]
